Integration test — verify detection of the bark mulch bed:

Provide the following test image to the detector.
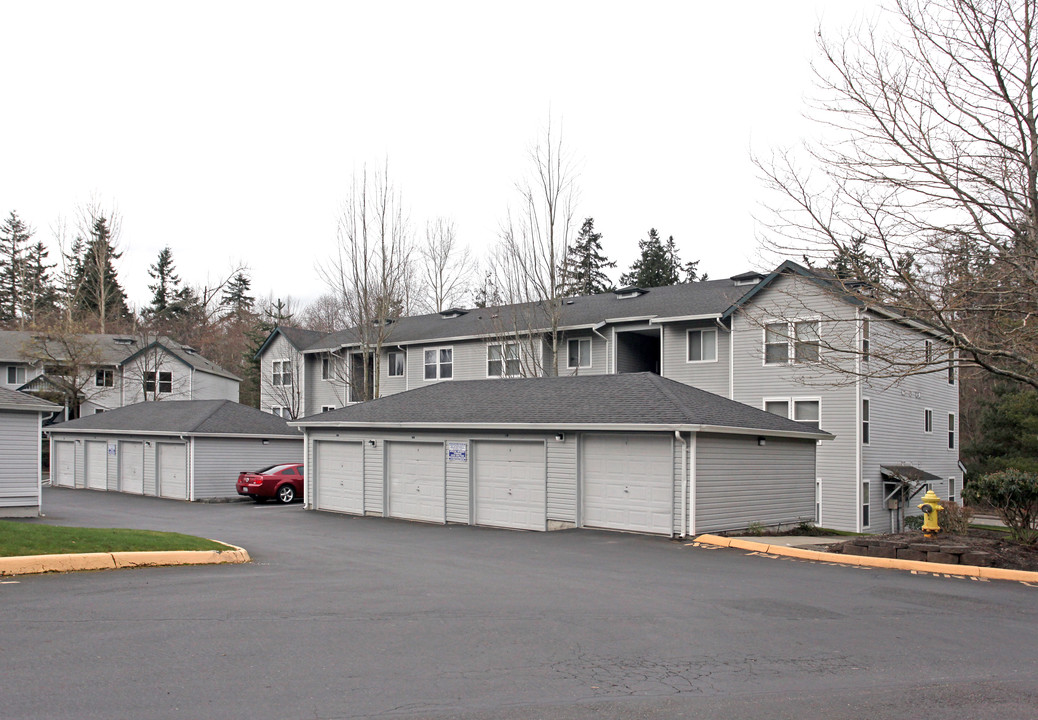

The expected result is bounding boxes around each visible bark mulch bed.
[827,529,1038,572]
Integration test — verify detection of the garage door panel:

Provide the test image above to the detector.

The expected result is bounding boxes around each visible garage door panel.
[582,434,673,535]
[52,441,75,487]
[315,441,363,514]
[85,441,107,490]
[387,442,444,523]
[157,443,187,499]
[473,441,545,531]
[120,442,144,494]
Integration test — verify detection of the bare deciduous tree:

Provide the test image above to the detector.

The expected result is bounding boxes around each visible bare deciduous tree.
[419,217,474,313]
[756,0,1038,390]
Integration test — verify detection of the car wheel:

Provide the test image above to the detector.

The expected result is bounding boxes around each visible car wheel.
[277,484,296,504]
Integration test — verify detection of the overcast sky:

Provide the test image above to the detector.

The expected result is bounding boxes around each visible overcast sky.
[0,1,884,313]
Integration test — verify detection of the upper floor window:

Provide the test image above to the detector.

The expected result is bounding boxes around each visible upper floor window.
[6,365,25,385]
[272,360,292,387]
[321,356,331,380]
[862,398,871,445]
[924,408,933,433]
[424,347,453,380]
[488,342,521,377]
[687,329,717,363]
[567,338,591,369]
[925,339,933,364]
[861,318,870,362]
[764,398,790,418]
[95,368,114,387]
[271,406,285,418]
[764,320,819,365]
[793,399,820,429]
[387,351,405,377]
[321,405,335,413]
[948,413,956,449]
[145,371,172,394]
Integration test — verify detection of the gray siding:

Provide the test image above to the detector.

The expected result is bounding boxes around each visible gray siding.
[0,410,41,513]
[191,437,304,499]
[546,434,577,522]
[306,352,347,414]
[554,331,609,377]
[662,322,730,397]
[695,433,816,533]
[364,438,385,514]
[191,371,240,402]
[259,334,308,417]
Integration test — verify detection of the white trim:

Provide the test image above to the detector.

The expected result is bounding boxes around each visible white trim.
[605,315,658,324]
[387,349,405,378]
[651,313,722,324]
[761,317,821,367]
[423,345,454,381]
[861,397,871,446]
[861,480,871,529]
[685,328,718,364]
[486,341,522,378]
[948,476,956,503]
[688,432,697,536]
[924,407,933,434]
[762,397,791,419]
[948,412,956,450]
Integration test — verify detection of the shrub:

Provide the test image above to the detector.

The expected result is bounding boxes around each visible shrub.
[940,500,974,535]
[904,515,923,531]
[962,469,1038,544]
[746,521,765,536]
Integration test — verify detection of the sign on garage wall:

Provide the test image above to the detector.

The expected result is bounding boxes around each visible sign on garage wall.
[108,442,117,457]
[447,442,468,462]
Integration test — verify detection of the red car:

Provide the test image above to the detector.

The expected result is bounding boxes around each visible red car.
[236,463,304,504]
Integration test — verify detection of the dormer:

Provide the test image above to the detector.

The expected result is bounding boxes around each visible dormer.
[440,308,468,319]
[730,271,765,287]
[613,286,647,300]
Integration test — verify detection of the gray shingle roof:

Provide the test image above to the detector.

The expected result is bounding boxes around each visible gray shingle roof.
[47,400,300,437]
[0,386,61,413]
[294,373,831,438]
[303,278,755,352]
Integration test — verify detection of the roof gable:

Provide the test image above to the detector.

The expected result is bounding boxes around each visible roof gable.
[47,399,299,437]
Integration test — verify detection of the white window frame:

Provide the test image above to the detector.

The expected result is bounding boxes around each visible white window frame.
[387,350,405,378]
[948,413,956,449]
[272,359,292,387]
[948,477,956,503]
[423,346,454,381]
[925,339,933,364]
[862,481,871,528]
[487,342,522,378]
[566,337,592,369]
[271,406,285,418]
[144,371,173,394]
[321,405,335,413]
[924,408,933,434]
[763,318,820,366]
[861,317,870,363]
[6,365,25,385]
[763,397,791,418]
[686,328,718,363]
[321,356,331,381]
[95,368,114,388]
[793,397,821,430]
[862,398,870,446]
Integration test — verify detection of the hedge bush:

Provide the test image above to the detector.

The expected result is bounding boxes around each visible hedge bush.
[962,469,1038,544]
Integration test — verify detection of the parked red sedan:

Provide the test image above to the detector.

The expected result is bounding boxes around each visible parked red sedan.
[236,463,304,504]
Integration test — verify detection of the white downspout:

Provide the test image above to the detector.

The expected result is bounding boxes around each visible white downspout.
[37,413,43,512]
[676,430,688,538]
[718,317,734,400]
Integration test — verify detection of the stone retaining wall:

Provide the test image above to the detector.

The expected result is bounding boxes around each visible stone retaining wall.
[835,539,993,567]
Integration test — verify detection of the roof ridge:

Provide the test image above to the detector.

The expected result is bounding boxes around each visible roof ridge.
[642,374,699,424]
[187,399,230,432]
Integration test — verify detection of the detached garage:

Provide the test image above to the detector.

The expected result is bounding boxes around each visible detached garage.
[294,373,830,537]
[47,400,302,501]
[0,387,60,518]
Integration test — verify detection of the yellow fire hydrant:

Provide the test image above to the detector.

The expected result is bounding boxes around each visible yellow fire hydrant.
[917,489,944,537]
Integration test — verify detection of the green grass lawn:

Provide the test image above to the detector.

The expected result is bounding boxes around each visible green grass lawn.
[0,520,232,557]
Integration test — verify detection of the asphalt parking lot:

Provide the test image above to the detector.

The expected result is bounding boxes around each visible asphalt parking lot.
[2,487,1037,720]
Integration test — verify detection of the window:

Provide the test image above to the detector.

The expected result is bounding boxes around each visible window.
[321,356,330,380]
[925,340,933,364]
[924,408,933,433]
[862,398,871,445]
[949,477,957,503]
[321,405,335,413]
[948,350,955,384]
[424,347,453,380]
[861,318,870,362]
[764,323,789,364]
[765,320,818,364]
[794,321,820,363]
[764,399,790,418]
[687,329,717,363]
[95,368,114,387]
[272,360,292,387]
[6,366,25,384]
[94,408,105,414]
[488,343,521,377]
[388,351,405,377]
[793,399,820,429]
[948,413,956,449]
[271,406,284,418]
[862,481,871,528]
[144,371,172,394]
[567,338,592,369]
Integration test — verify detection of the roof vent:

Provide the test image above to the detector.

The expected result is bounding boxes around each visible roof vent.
[613,286,646,299]
[371,318,394,327]
[113,337,136,345]
[565,299,575,305]
[181,345,198,354]
[440,307,468,319]
[730,271,765,286]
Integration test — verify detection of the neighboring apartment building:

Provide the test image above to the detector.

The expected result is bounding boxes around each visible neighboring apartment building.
[0,331,240,419]
[257,260,961,533]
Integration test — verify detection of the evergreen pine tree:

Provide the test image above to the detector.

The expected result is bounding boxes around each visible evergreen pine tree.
[20,241,59,326]
[221,271,255,318]
[620,229,704,287]
[73,215,129,330]
[558,218,616,296]
[147,247,181,316]
[0,211,32,326]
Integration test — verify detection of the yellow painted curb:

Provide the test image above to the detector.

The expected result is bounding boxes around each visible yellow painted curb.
[0,544,250,577]
[692,534,1038,584]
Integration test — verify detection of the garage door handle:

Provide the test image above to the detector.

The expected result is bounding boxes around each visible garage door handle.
[624,487,629,493]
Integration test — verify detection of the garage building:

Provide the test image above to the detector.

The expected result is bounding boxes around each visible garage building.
[294,373,830,536]
[0,387,60,517]
[47,400,302,501]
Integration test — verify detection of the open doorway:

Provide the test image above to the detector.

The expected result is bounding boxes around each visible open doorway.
[349,353,375,402]
[615,328,661,374]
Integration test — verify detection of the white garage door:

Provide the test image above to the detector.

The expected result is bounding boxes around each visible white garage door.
[52,441,75,487]
[473,441,546,531]
[119,441,144,494]
[315,441,363,514]
[582,434,674,535]
[157,443,188,499]
[85,441,107,490]
[386,442,445,523]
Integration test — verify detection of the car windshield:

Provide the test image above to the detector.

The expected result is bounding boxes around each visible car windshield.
[256,464,297,475]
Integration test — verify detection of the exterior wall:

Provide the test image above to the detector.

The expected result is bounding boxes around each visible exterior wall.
[191,436,303,499]
[0,410,42,516]
[861,317,961,533]
[661,321,731,397]
[1,362,42,390]
[260,334,307,416]
[554,330,610,377]
[378,347,408,397]
[305,352,346,415]
[694,433,816,533]
[730,274,860,531]
[192,371,240,403]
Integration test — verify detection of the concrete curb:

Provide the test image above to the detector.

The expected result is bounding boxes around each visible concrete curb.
[0,544,251,577]
[693,534,1038,584]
